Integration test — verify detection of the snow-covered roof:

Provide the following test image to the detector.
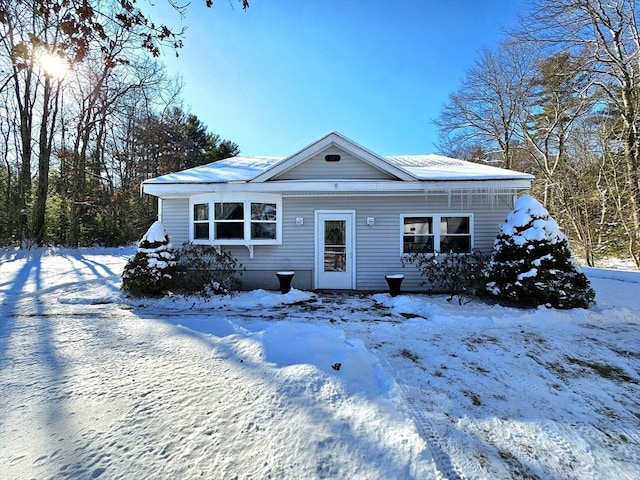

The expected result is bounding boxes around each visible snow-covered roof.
[144,154,531,185]
[146,156,285,184]
[385,155,533,181]
[142,132,533,191]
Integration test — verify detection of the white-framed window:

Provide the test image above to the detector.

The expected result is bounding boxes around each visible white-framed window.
[401,214,473,254]
[214,202,244,240]
[190,194,282,245]
[250,202,277,240]
[193,203,210,240]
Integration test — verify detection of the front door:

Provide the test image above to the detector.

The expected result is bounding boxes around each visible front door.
[315,211,355,289]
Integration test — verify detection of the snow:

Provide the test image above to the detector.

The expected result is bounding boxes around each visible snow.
[140,221,169,244]
[142,153,532,186]
[386,155,533,181]
[142,156,285,184]
[501,195,567,245]
[1,247,639,479]
[517,267,538,280]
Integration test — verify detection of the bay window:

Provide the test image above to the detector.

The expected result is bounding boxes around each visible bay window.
[190,194,281,245]
[402,214,472,254]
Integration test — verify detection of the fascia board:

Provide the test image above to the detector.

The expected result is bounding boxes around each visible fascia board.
[142,178,532,197]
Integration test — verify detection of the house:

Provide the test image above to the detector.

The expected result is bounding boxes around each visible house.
[142,132,533,291]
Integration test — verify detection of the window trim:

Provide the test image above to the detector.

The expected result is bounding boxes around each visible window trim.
[189,193,283,246]
[400,213,474,255]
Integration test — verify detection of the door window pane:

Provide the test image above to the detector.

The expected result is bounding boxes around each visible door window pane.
[325,221,345,245]
[324,220,346,272]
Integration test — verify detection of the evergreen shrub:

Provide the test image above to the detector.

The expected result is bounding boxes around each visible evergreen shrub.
[483,195,595,309]
[121,221,176,296]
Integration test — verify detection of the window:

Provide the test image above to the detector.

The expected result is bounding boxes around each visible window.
[190,194,282,245]
[403,217,433,254]
[440,216,471,253]
[251,202,277,240]
[215,202,244,239]
[402,214,472,254]
[193,203,210,240]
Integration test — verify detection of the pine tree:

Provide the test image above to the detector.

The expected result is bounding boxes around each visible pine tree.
[121,221,177,296]
[484,196,595,309]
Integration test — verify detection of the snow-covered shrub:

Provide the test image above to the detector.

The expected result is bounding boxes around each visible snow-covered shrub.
[121,221,177,296]
[483,196,595,309]
[405,250,487,304]
[170,243,242,296]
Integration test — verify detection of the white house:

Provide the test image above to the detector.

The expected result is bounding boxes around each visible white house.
[142,132,533,291]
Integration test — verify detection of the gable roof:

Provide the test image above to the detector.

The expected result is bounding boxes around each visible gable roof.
[250,131,416,182]
[141,132,534,189]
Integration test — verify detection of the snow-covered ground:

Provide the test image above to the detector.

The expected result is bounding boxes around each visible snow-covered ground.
[0,247,638,479]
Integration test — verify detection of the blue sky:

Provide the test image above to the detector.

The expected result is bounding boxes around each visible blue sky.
[154,0,523,157]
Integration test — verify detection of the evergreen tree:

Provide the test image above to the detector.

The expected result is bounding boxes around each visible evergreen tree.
[484,196,595,309]
[121,221,176,296]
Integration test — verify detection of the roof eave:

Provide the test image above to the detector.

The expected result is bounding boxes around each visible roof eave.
[142,178,532,197]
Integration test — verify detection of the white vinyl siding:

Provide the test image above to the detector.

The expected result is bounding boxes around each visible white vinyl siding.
[160,198,189,245]
[160,193,515,291]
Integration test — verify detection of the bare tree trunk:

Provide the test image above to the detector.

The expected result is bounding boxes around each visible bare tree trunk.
[32,75,61,246]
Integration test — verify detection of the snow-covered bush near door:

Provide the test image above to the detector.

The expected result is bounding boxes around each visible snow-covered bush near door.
[483,195,595,309]
[121,221,177,296]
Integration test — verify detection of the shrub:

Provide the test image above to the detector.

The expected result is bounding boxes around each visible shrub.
[483,195,595,309]
[405,250,487,304]
[121,221,177,296]
[170,243,243,296]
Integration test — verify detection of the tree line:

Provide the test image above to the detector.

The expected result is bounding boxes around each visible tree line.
[0,0,240,248]
[435,0,640,268]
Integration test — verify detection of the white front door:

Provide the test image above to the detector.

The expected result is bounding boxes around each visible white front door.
[315,211,355,289]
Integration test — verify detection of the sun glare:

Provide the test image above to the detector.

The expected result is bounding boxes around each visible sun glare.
[37,51,69,79]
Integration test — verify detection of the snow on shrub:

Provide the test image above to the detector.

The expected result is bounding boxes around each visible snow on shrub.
[483,195,595,309]
[121,221,177,296]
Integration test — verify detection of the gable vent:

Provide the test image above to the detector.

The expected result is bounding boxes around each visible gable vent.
[325,154,341,162]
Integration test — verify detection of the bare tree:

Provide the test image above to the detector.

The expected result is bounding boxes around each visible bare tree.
[0,0,70,246]
[435,41,537,169]
[518,0,640,266]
